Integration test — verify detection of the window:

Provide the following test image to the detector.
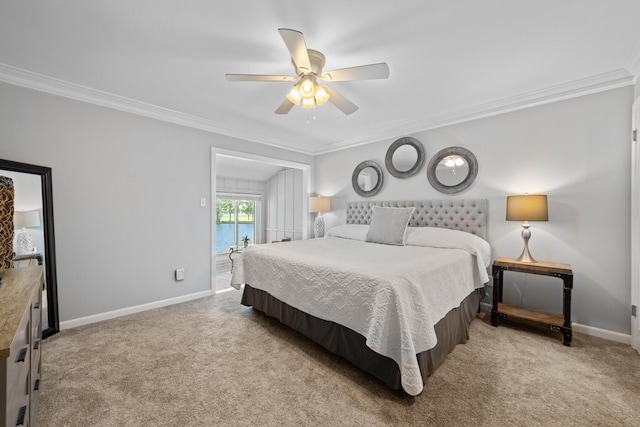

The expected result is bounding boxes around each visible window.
[215,196,259,254]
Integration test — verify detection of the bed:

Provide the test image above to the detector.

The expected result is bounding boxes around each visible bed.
[230,199,490,396]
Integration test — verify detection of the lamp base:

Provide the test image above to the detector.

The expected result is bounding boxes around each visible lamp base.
[516,222,536,263]
[314,214,325,238]
[515,246,537,263]
[17,230,34,254]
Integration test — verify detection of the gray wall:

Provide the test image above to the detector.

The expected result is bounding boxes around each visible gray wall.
[0,79,634,335]
[0,82,312,322]
[315,86,634,335]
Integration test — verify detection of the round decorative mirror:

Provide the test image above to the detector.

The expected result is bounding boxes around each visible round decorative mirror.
[352,160,384,197]
[385,136,425,178]
[426,146,478,194]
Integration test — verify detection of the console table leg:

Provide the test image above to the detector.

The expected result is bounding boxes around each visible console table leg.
[562,275,573,346]
[491,268,502,327]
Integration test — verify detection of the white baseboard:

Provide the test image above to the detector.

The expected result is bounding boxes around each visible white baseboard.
[479,302,632,345]
[60,294,633,345]
[480,302,493,312]
[572,323,631,345]
[60,290,213,330]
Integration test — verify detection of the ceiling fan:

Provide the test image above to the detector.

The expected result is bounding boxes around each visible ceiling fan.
[225,28,389,115]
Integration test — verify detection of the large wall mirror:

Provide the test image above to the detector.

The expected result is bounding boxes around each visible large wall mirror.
[0,159,59,338]
[385,136,425,178]
[352,160,384,197]
[426,146,478,194]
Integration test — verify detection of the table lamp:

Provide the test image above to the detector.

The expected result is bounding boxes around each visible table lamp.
[506,194,548,263]
[14,210,41,254]
[309,196,331,238]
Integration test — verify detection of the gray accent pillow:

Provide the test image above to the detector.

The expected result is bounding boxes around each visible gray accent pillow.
[365,206,415,246]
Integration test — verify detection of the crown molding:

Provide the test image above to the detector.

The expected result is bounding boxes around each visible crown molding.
[0,63,633,157]
[313,68,635,154]
[0,63,315,155]
[626,40,640,82]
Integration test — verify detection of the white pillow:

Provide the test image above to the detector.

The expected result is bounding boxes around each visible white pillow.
[365,206,415,246]
[325,224,368,241]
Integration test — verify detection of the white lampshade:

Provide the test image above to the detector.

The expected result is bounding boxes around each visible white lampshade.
[309,197,331,213]
[14,210,41,229]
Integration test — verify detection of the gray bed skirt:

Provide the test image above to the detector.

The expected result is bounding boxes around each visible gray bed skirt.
[241,285,483,392]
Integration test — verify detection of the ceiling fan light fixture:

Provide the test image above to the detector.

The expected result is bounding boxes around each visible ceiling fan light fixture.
[226,29,389,116]
[300,77,316,99]
[286,86,302,105]
[301,98,316,109]
[314,86,330,106]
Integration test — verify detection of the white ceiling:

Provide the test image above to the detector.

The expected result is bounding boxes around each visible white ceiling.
[1,1,640,156]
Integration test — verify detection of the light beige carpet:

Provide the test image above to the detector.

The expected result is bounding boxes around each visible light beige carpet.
[38,290,640,426]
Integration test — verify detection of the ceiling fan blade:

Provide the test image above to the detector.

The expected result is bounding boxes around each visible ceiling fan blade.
[278,28,312,73]
[324,86,358,115]
[320,63,389,82]
[226,74,295,82]
[275,98,295,114]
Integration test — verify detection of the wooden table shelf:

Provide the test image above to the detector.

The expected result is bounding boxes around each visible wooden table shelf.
[496,303,564,327]
[491,257,573,346]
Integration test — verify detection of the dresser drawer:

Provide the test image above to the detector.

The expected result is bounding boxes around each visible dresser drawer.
[31,292,42,374]
[4,304,31,424]
[30,290,42,426]
[6,305,31,388]
[31,298,41,339]
[5,392,30,427]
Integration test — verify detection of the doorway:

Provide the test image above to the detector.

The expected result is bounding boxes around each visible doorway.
[211,148,310,294]
[214,196,260,283]
[216,197,257,252]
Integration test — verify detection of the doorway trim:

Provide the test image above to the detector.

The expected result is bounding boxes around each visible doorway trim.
[210,148,311,292]
[632,98,639,353]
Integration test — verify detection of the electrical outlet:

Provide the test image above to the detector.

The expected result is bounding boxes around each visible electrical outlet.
[175,268,186,281]
[200,197,206,207]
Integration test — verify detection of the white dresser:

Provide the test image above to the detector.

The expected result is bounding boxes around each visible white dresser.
[0,266,43,427]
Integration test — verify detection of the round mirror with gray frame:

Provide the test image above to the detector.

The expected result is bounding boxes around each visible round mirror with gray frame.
[426,146,478,194]
[352,160,384,197]
[385,136,425,178]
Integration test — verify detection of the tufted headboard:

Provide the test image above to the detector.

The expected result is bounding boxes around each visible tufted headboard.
[345,199,488,240]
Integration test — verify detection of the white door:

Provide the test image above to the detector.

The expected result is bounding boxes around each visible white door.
[632,99,640,354]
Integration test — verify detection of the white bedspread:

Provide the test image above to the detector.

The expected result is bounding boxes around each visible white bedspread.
[230,226,491,396]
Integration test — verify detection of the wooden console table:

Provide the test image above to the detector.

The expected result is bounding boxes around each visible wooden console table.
[491,257,573,346]
[13,252,43,266]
